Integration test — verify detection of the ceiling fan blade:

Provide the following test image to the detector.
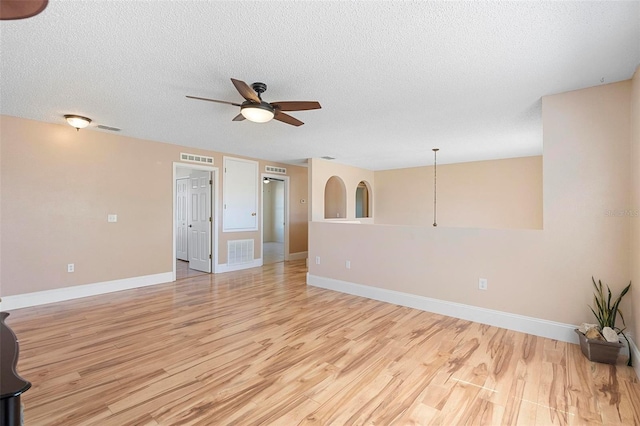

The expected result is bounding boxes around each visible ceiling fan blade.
[271,101,322,112]
[186,95,241,107]
[232,113,246,122]
[231,78,260,103]
[274,111,304,127]
[0,0,48,20]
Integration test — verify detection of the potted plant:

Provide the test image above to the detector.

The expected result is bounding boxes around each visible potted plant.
[575,277,632,366]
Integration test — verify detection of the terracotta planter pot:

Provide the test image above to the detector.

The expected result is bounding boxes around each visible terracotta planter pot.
[575,329,622,365]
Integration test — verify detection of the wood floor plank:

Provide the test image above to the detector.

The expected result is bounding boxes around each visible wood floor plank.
[4,260,638,425]
[536,361,571,425]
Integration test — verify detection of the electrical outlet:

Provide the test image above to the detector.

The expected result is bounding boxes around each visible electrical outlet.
[68,263,75,273]
[346,260,351,269]
[315,256,320,265]
[479,278,488,290]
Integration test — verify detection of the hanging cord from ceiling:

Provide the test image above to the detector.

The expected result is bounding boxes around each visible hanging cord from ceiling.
[433,148,439,227]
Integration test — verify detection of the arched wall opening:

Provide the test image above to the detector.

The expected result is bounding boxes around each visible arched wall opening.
[324,175,347,219]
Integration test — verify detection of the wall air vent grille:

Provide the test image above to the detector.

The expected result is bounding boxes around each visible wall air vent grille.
[228,239,254,265]
[180,153,214,165]
[265,165,286,175]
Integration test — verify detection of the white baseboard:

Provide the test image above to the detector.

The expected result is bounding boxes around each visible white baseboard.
[216,259,263,273]
[0,272,173,311]
[287,251,308,261]
[307,274,578,344]
[629,337,640,379]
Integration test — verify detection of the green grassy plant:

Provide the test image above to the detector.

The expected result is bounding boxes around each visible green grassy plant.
[590,277,632,365]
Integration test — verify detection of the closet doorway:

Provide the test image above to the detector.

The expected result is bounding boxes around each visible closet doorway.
[173,163,218,280]
[261,174,289,264]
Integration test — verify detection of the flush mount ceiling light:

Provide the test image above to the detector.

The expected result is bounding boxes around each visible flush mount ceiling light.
[241,102,275,123]
[263,177,270,184]
[64,115,92,131]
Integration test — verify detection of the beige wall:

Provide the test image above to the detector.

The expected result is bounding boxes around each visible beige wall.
[631,67,640,343]
[375,156,543,229]
[287,165,309,254]
[309,158,375,223]
[543,80,632,329]
[219,157,298,263]
[0,115,308,297]
[309,80,633,331]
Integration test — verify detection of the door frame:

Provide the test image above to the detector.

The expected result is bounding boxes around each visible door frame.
[261,173,290,263]
[172,162,219,280]
[175,177,190,261]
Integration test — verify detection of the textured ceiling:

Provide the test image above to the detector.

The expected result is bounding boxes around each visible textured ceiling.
[1,1,639,170]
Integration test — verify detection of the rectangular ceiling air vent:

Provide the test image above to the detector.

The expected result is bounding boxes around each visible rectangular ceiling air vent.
[180,152,214,165]
[97,125,121,132]
[321,156,335,160]
[265,165,286,174]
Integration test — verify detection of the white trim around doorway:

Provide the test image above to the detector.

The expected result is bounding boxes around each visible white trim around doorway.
[172,162,219,280]
[261,173,290,263]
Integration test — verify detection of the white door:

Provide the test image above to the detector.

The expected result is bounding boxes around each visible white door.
[188,170,212,272]
[223,157,259,231]
[176,178,189,261]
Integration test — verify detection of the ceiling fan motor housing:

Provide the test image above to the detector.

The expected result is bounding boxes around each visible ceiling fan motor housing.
[242,82,275,122]
[241,101,274,112]
[250,82,268,97]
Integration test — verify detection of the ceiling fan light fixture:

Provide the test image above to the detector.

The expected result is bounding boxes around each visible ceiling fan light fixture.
[240,103,274,123]
[64,114,92,130]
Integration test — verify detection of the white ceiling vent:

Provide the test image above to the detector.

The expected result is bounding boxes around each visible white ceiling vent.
[265,165,286,175]
[180,152,214,165]
[97,124,121,132]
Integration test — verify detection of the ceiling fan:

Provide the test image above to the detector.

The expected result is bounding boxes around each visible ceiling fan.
[187,78,321,127]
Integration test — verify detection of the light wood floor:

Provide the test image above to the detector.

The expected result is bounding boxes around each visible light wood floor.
[176,241,284,280]
[263,241,285,265]
[175,260,208,281]
[6,260,640,425]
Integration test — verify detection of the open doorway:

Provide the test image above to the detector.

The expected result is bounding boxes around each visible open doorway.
[262,174,289,264]
[173,163,218,280]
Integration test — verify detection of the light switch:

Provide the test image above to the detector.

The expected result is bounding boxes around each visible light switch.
[108,214,118,223]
